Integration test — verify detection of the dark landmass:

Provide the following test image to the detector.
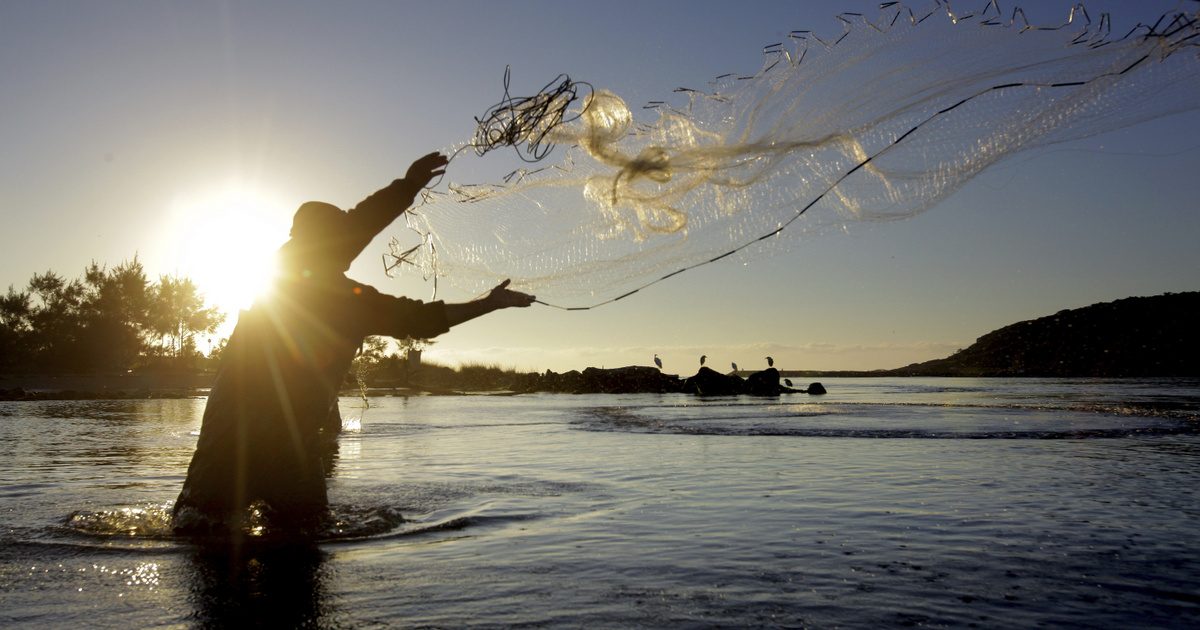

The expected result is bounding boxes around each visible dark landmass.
[0,387,204,401]
[5,291,1192,400]
[889,292,1200,377]
[774,369,891,378]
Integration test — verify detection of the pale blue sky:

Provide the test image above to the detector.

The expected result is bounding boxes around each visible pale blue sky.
[2,1,1197,373]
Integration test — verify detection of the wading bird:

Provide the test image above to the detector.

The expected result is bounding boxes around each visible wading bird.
[654,354,662,370]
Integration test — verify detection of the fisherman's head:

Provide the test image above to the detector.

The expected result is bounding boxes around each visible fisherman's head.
[279,201,354,274]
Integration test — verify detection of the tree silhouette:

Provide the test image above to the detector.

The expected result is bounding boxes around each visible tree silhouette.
[77,258,152,371]
[25,271,87,371]
[0,285,33,370]
[0,259,226,374]
[149,275,224,362]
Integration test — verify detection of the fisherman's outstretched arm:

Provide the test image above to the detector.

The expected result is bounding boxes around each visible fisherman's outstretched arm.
[361,279,535,341]
[443,280,536,328]
[343,152,449,257]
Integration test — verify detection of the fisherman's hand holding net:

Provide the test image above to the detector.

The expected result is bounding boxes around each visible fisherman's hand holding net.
[441,279,535,329]
[402,151,449,191]
[484,279,536,309]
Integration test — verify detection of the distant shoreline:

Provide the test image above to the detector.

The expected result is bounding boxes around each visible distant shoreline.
[3,370,1195,402]
[0,372,213,400]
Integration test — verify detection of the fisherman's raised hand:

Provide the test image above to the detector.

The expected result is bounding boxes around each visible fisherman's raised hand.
[486,279,536,309]
[404,152,449,189]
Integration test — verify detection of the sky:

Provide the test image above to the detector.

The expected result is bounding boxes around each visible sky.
[2,0,1198,374]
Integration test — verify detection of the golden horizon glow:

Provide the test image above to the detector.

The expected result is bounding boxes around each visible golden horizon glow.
[166,184,291,323]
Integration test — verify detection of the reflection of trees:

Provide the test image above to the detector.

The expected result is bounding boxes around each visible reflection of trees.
[0,257,224,373]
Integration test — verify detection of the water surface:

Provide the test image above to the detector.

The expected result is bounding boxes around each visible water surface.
[2,378,1198,627]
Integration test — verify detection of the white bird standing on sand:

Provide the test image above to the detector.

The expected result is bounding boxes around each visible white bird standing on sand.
[766,356,775,368]
[700,355,707,366]
[654,354,662,370]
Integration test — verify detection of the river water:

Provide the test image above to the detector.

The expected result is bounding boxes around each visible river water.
[2,378,1198,628]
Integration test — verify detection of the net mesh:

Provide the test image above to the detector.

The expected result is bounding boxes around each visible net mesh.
[388,2,1200,309]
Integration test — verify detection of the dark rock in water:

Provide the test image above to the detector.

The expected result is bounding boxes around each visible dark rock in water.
[527,366,681,394]
[745,368,784,396]
[534,369,586,393]
[682,366,745,396]
[521,365,826,397]
[581,366,681,394]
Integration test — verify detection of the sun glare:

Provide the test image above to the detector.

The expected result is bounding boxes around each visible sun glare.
[168,185,290,319]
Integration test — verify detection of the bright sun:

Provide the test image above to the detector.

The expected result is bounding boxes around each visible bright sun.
[168,185,290,320]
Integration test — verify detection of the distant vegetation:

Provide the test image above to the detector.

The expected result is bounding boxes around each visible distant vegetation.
[348,338,532,392]
[0,258,224,374]
[409,361,534,392]
[0,256,530,389]
[891,292,1199,377]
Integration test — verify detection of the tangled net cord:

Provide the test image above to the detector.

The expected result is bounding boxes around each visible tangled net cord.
[388,2,1199,310]
[471,66,594,162]
[383,68,593,297]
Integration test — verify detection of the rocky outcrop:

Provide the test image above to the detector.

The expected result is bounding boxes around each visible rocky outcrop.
[681,367,745,395]
[525,366,683,394]
[522,365,821,396]
[746,368,788,396]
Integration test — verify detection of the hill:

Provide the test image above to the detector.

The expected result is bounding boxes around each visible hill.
[890,292,1199,377]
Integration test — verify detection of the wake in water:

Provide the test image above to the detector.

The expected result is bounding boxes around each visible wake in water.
[388,2,1200,308]
[576,400,1200,439]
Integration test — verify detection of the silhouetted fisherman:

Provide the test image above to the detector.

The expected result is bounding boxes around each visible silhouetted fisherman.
[173,153,534,533]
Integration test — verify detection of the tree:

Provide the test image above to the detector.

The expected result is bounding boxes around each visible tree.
[202,336,229,371]
[25,271,88,371]
[0,261,228,375]
[149,275,224,363]
[0,285,33,370]
[76,257,152,371]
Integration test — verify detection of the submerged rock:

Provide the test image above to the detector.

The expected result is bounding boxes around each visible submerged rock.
[806,382,827,395]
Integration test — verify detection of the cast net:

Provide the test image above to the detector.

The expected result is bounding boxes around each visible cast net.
[387,1,1200,309]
